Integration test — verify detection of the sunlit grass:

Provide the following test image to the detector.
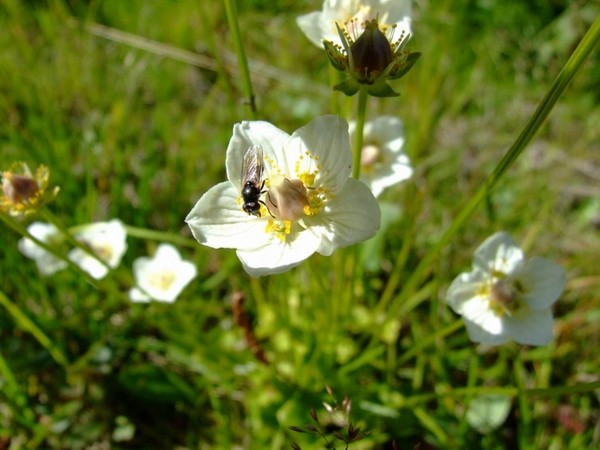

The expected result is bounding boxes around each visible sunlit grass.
[1,0,599,448]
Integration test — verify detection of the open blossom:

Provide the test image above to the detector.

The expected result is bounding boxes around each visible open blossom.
[446,232,566,346]
[186,115,380,277]
[18,222,67,276]
[68,219,127,279]
[129,244,197,303]
[349,115,412,197]
[1,162,59,217]
[297,0,411,49]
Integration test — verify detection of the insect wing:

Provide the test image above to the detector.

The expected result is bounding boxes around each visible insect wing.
[241,145,264,188]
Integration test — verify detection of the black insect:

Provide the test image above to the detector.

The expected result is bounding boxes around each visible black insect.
[240,145,266,216]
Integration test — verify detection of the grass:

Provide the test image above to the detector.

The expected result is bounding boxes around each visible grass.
[1,0,599,448]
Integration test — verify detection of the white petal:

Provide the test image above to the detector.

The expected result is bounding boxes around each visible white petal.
[74,219,128,269]
[311,178,380,255]
[473,231,524,274]
[504,308,554,346]
[226,121,290,185]
[153,243,183,264]
[445,270,487,313]
[350,116,412,197]
[236,227,322,276]
[186,182,273,251]
[464,319,510,345]
[129,287,151,303]
[287,115,352,191]
[517,257,566,309]
[69,248,109,280]
[296,11,326,48]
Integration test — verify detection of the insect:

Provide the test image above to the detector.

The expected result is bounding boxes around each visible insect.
[240,144,266,216]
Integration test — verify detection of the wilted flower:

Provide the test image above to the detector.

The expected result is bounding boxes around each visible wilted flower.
[186,115,380,277]
[1,162,59,217]
[129,244,197,303]
[349,115,412,197]
[324,17,420,97]
[68,219,127,279]
[18,221,67,276]
[297,0,411,49]
[446,232,566,346]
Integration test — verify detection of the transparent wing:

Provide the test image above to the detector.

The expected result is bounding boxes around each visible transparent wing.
[240,145,264,188]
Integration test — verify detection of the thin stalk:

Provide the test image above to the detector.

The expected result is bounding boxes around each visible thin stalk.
[387,15,600,315]
[124,224,198,248]
[0,290,70,367]
[352,87,368,179]
[223,0,257,119]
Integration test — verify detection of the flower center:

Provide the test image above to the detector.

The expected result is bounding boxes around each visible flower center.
[484,277,528,317]
[149,271,176,291]
[261,151,331,241]
[2,173,40,203]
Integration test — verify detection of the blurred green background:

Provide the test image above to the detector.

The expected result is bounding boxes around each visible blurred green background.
[1,0,599,448]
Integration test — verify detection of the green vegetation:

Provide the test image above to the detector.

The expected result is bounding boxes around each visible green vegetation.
[1,0,599,448]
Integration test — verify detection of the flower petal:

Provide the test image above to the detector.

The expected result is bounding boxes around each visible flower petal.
[237,227,322,277]
[186,182,273,251]
[287,115,352,191]
[296,11,326,48]
[504,308,554,346]
[464,319,510,345]
[445,270,487,313]
[517,257,566,309]
[226,121,290,185]
[473,231,524,274]
[311,178,380,255]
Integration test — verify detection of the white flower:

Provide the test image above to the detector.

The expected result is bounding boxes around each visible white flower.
[446,232,566,346]
[186,115,380,277]
[349,115,412,197]
[18,221,67,276]
[297,0,412,49]
[68,219,127,280]
[129,244,197,303]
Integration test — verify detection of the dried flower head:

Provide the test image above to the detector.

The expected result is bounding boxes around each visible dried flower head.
[1,162,59,217]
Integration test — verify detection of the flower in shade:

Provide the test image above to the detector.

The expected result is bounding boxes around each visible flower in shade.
[186,115,380,277]
[297,0,412,49]
[18,221,67,276]
[1,162,59,217]
[68,219,127,279]
[349,115,412,197]
[445,232,567,346]
[129,244,197,303]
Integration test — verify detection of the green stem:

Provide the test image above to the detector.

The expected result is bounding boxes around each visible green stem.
[352,87,368,179]
[387,14,600,315]
[0,289,70,367]
[223,0,257,119]
[124,224,198,248]
[0,213,100,287]
[0,351,37,426]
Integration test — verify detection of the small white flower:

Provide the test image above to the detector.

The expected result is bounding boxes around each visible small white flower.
[18,221,67,276]
[68,219,127,280]
[446,232,566,346]
[186,115,380,277]
[297,0,411,49]
[349,115,412,197]
[129,244,197,303]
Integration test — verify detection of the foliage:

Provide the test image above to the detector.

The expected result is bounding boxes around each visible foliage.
[1,0,599,449]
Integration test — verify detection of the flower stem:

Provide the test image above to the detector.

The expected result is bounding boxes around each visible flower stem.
[352,87,368,179]
[0,289,70,368]
[385,14,600,316]
[223,0,257,119]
